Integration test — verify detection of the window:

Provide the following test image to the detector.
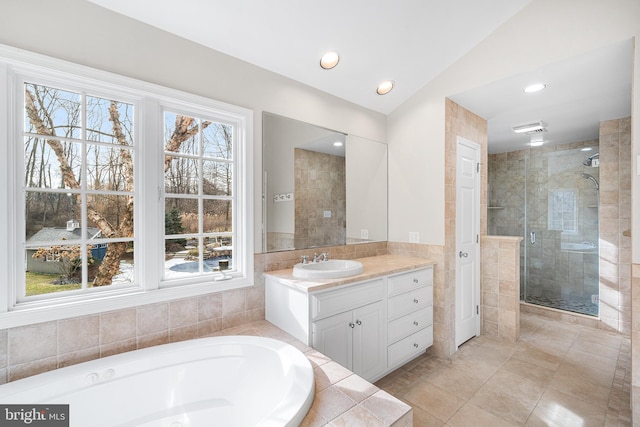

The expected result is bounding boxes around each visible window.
[23,83,136,299]
[548,189,577,233]
[163,111,235,281]
[0,46,253,327]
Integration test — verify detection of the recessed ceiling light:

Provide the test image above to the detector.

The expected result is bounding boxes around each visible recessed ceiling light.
[524,83,546,93]
[581,147,593,152]
[333,141,343,147]
[529,137,545,147]
[376,80,394,95]
[320,51,340,70]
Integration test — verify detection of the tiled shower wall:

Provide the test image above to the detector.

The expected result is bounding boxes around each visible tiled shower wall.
[599,117,632,334]
[294,148,346,249]
[480,235,522,342]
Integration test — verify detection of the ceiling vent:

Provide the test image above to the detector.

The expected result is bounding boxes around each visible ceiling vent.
[512,121,546,134]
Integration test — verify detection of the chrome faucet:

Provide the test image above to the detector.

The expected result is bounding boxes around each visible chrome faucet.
[312,253,320,263]
[301,255,309,264]
[320,252,329,261]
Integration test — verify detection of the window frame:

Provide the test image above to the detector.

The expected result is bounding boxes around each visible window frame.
[0,45,254,329]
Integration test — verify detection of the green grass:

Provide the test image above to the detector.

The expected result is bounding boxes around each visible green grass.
[25,272,81,296]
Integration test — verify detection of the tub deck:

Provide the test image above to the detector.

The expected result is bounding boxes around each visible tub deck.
[213,320,413,426]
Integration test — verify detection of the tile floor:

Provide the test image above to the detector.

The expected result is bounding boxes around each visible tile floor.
[375,312,631,426]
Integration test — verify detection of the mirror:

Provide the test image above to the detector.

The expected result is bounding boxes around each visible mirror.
[263,113,387,252]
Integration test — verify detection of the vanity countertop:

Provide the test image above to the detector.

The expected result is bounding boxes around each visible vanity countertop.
[264,254,435,293]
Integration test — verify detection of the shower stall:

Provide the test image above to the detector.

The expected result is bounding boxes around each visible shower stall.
[488,142,599,316]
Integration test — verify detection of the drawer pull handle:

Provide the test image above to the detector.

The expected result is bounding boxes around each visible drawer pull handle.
[413,299,419,303]
[356,320,362,326]
[413,343,419,348]
[413,321,419,326]
[413,278,419,283]
[349,322,355,328]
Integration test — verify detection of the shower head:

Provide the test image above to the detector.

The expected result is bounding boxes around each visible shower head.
[582,152,599,166]
[580,173,599,191]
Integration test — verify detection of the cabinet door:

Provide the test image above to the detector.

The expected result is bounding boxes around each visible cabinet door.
[352,301,386,381]
[312,310,353,371]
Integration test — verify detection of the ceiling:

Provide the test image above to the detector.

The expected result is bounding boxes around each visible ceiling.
[88,0,632,153]
[451,39,633,153]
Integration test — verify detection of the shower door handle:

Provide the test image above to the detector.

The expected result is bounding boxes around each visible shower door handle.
[530,231,536,245]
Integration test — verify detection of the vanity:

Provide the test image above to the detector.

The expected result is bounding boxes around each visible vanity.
[265,254,434,383]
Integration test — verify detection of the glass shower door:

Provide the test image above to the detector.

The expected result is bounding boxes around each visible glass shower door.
[523,145,599,316]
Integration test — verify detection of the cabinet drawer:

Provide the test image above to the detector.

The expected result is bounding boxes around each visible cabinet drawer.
[312,279,385,320]
[387,326,433,369]
[388,267,433,297]
[387,286,433,320]
[387,306,433,344]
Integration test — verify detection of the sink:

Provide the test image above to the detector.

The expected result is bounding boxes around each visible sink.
[292,259,364,279]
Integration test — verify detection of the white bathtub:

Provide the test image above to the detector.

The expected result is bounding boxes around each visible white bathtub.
[0,336,315,426]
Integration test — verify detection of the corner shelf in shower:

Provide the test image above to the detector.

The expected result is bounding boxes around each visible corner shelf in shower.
[488,206,505,209]
[587,205,598,208]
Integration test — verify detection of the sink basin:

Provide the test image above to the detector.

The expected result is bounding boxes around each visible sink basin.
[292,259,364,279]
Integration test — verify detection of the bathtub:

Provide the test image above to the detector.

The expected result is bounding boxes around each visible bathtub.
[0,336,315,426]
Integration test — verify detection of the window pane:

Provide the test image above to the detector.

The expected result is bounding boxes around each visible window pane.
[165,198,198,234]
[26,245,83,296]
[206,235,233,270]
[202,122,232,160]
[25,191,82,241]
[87,145,134,191]
[86,96,134,145]
[86,194,134,233]
[164,237,201,279]
[24,138,82,189]
[164,112,199,156]
[91,241,135,286]
[164,155,199,194]
[204,199,232,233]
[202,160,232,196]
[24,83,81,139]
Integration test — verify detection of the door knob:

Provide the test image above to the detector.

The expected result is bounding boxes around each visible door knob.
[459,251,468,258]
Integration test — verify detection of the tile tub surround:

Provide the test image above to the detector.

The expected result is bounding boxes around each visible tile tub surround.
[481,236,522,342]
[0,241,388,384]
[221,321,413,426]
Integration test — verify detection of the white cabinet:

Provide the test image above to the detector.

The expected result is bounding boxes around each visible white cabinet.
[313,300,385,380]
[386,268,434,370]
[311,279,386,381]
[265,265,433,382]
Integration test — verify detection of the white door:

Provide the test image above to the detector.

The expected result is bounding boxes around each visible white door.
[455,137,480,347]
